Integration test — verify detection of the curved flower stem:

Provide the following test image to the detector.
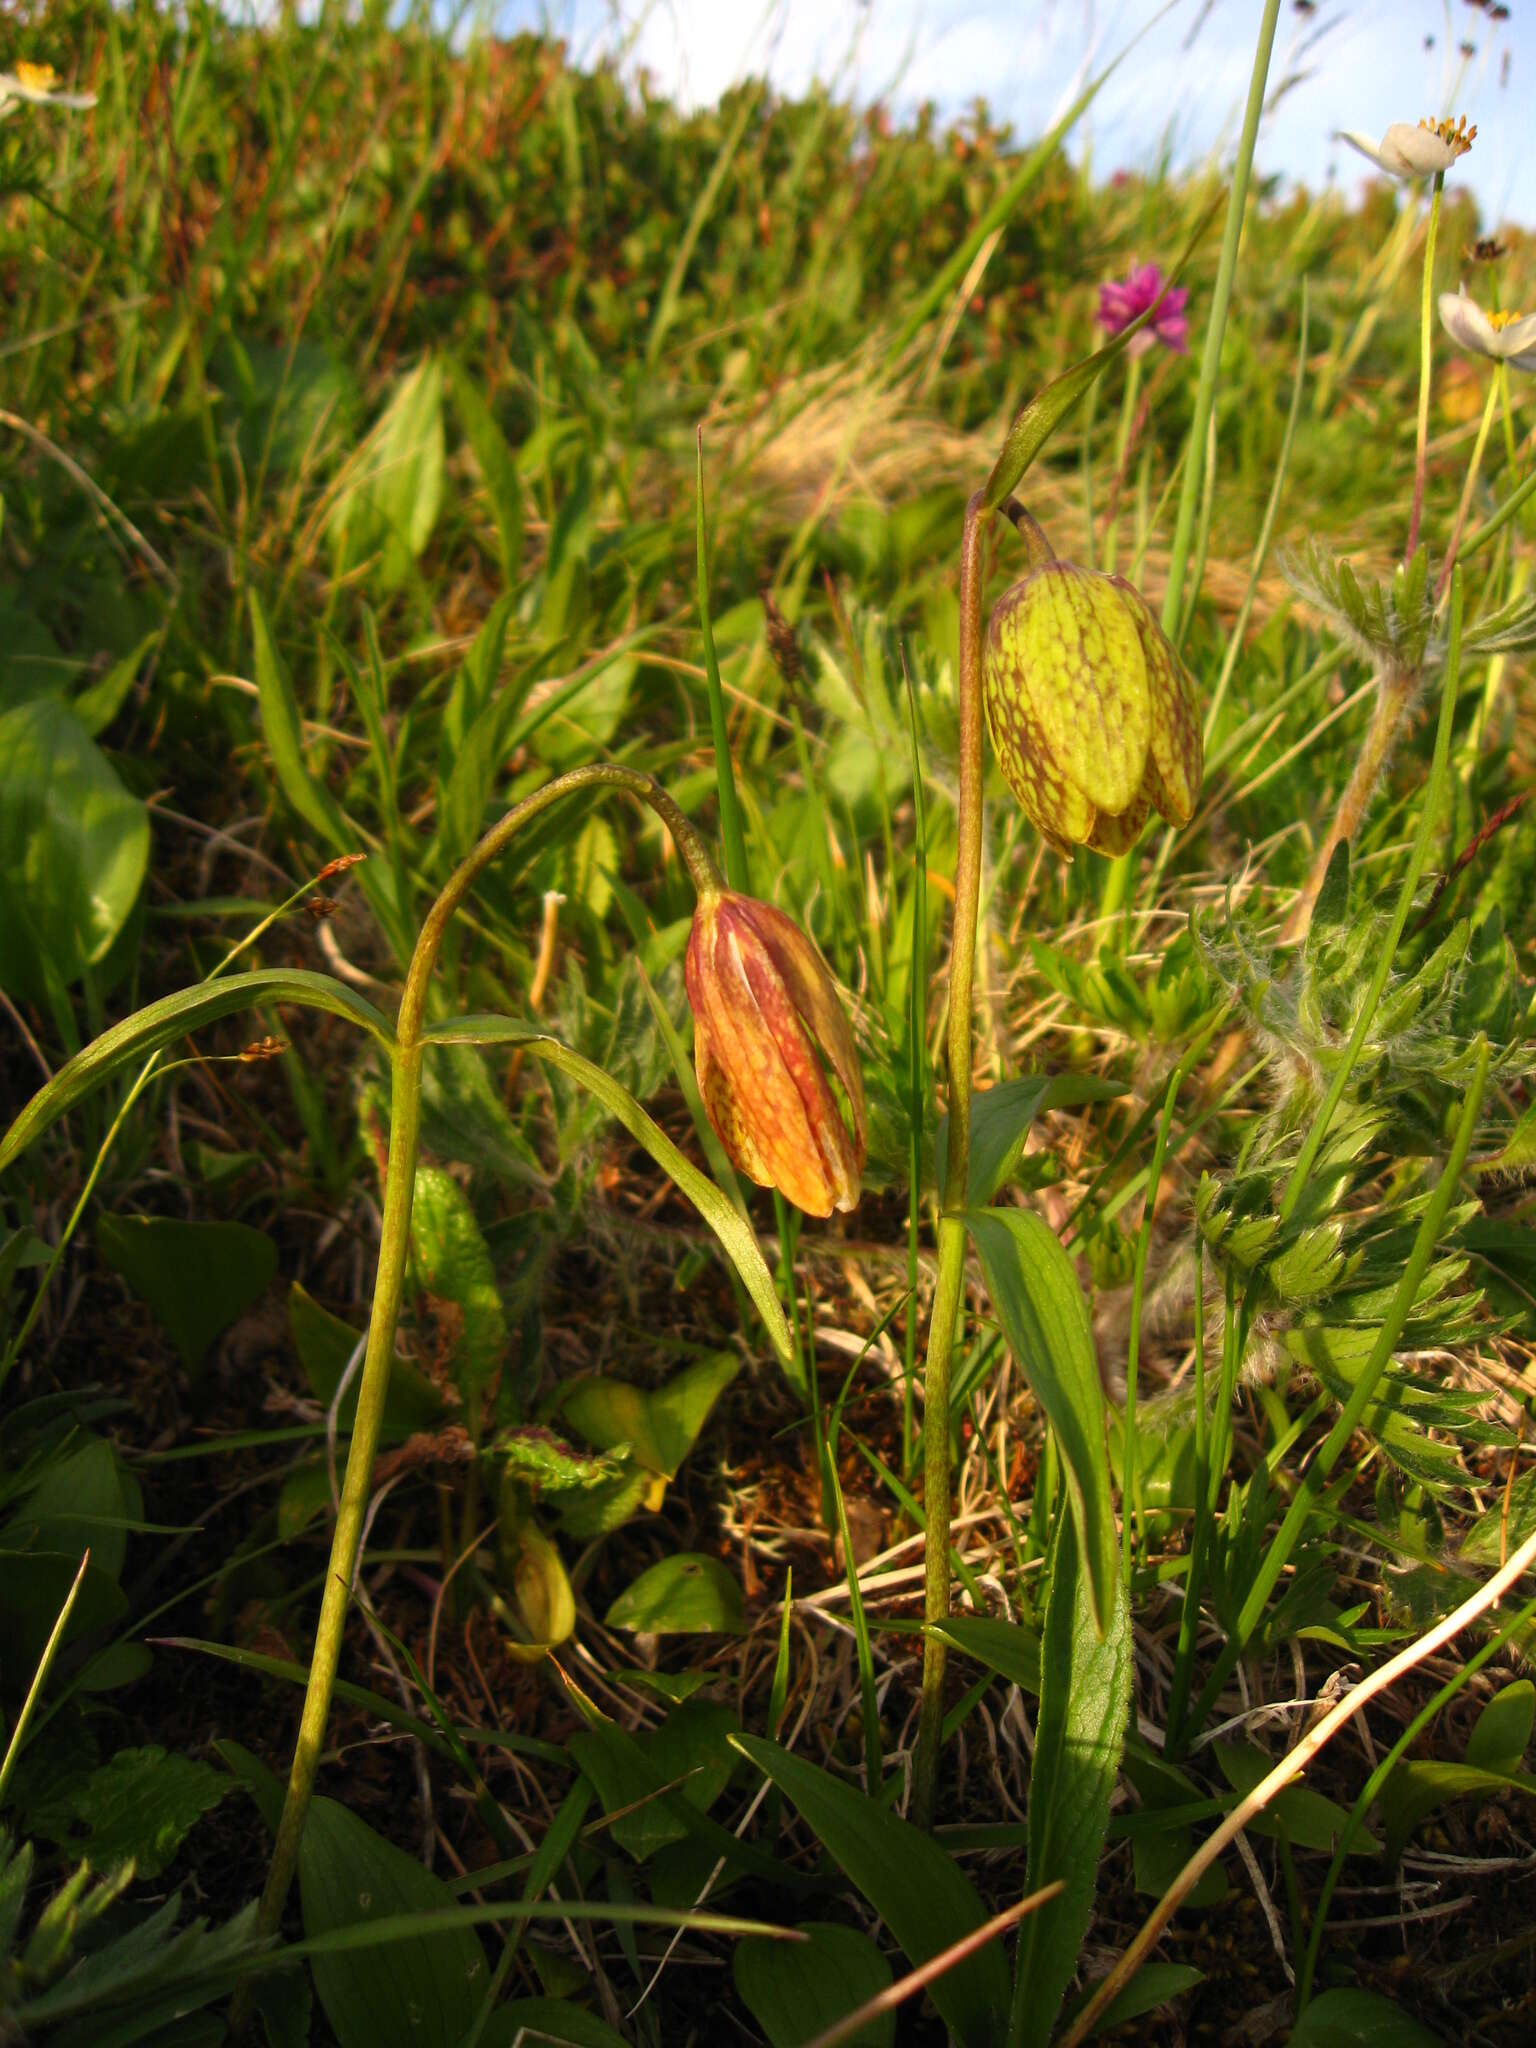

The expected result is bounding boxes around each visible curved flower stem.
[240,763,718,2005]
[1405,171,1445,565]
[913,489,989,1828]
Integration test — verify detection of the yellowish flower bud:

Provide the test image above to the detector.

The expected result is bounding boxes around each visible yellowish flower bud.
[685,891,865,1218]
[982,559,1202,856]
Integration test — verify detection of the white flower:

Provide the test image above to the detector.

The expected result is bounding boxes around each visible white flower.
[1338,115,1475,181]
[1438,287,1536,372]
[0,63,96,122]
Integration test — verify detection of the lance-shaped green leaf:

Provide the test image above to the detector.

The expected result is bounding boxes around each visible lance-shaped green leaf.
[423,1015,791,1362]
[965,1206,1118,1635]
[982,190,1222,511]
[1009,1517,1132,2048]
[936,1074,1124,1208]
[732,1734,1009,2045]
[0,970,394,1175]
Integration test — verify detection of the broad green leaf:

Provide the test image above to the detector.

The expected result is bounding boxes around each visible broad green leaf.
[570,1698,739,1860]
[605,1554,745,1636]
[1467,1681,1535,1772]
[327,356,445,593]
[965,1207,1118,1634]
[479,2000,628,2048]
[288,1281,445,1434]
[1212,1743,1375,1855]
[249,588,351,851]
[0,697,149,1004]
[735,1920,894,2048]
[0,1554,128,1677]
[445,356,524,584]
[1377,1759,1536,1871]
[72,630,158,738]
[928,1614,1042,1695]
[299,1796,488,2048]
[96,1216,277,1374]
[732,1735,1009,2045]
[1462,1467,1536,1564]
[0,969,393,1175]
[423,1016,790,1361]
[1010,1517,1132,2048]
[1287,1988,1445,2046]
[407,1165,507,1413]
[9,1433,140,1582]
[936,1074,1123,1206]
[564,1351,738,1489]
[26,1745,227,1880]
[1074,1960,1204,2035]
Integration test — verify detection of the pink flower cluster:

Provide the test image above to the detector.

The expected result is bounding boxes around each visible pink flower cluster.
[1097,263,1189,357]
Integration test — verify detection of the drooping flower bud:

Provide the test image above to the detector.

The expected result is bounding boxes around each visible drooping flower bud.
[685,891,866,1218]
[982,558,1202,856]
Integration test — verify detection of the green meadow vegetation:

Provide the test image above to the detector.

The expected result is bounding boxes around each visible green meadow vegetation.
[3,2,1536,2042]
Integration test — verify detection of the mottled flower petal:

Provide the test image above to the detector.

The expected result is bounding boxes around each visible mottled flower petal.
[685,892,864,1217]
[982,552,1205,856]
[984,664,1098,854]
[1085,793,1152,857]
[1109,577,1203,827]
[995,562,1150,818]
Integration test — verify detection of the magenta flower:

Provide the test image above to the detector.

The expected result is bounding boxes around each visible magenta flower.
[1097,264,1189,358]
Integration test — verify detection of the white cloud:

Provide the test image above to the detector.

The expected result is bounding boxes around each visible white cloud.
[534,0,1533,227]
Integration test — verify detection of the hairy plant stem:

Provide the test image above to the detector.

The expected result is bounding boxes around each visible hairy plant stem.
[1279,663,1415,945]
[1437,368,1502,603]
[1404,172,1445,564]
[913,490,988,1828]
[239,763,717,2018]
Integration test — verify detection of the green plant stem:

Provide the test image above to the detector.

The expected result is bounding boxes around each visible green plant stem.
[696,427,749,887]
[913,489,989,1828]
[1436,369,1501,602]
[242,764,717,2006]
[1098,0,1281,919]
[1404,173,1445,565]
[0,1549,90,1805]
[1100,353,1141,575]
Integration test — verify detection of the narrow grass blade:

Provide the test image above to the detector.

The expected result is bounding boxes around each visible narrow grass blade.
[0,970,395,1174]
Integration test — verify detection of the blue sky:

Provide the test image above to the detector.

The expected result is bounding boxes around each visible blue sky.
[501,2,1535,230]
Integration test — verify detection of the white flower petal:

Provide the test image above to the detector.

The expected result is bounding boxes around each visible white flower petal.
[1492,311,1536,361]
[1338,130,1395,175]
[1439,287,1498,359]
[1380,122,1458,176]
[1507,347,1536,375]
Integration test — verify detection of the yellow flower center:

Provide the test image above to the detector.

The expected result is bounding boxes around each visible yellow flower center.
[1419,113,1476,157]
[14,61,60,93]
[1488,309,1524,332]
